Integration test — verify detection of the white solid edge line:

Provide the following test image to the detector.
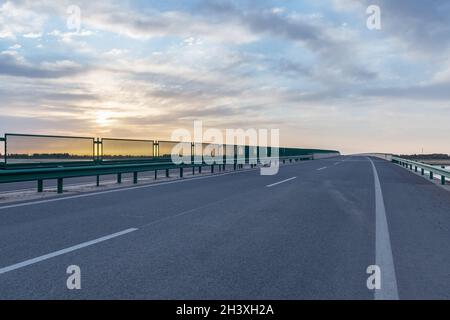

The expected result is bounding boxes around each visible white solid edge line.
[0,167,260,211]
[0,228,138,275]
[317,166,327,171]
[368,158,399,300]
[266,176,297,187]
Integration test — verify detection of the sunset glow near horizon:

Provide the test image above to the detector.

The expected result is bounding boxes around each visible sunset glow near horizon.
[1,1,449,155]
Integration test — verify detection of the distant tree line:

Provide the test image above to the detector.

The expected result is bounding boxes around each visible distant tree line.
[103,154,153,158]
[396,153,450,160]
[6,153,93,159]
[6,153,154,159]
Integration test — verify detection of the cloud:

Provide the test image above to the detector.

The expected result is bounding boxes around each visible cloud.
[23,32,42,39]
[335,0,450,54]
[363,81,450,101]
[0,0,449,153]
[104,48,128,56]
[0,1,47,40]
[0,51,87,78]
[82,5,257,44]
[197,1,377,83]
[379,0,450,52]
[48,29,95,42]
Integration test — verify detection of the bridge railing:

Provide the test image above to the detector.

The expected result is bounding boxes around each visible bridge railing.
[392,156,450,185]
[0,133,339,169]
[0,155,310,194]
[0,132,339,193]
[101,138,154,162]
[3,133,96,167]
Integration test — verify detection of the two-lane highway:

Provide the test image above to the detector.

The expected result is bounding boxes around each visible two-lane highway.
[0,156,449,299]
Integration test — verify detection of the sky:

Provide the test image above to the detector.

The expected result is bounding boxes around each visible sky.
[0,0,449,154]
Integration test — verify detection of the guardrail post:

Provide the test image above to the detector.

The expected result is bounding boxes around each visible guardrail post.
[421,168,424,176]
[37,179,43,192]
[166,169,169,178]
[211,165,214,173]
[223,164,226,171]
[289,159,292,163]
[192,166,195,175]
[180,167,183,178]
[441,175,446,185]
[233,163,236,171]
[199,166,202,174]
[57,178,63,194]
[155,170,157,180]
[117,173,122,184]
[96,175,100,187]
[283,160,285,164]
[415,166,417,172]
[430,171,433,180]
[410,164,413,170]
[133,172,138,184]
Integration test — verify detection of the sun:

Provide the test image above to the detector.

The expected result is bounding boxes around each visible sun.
[95,110,114,126]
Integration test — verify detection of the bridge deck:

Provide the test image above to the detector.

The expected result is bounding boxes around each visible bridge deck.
[0,156,449,299]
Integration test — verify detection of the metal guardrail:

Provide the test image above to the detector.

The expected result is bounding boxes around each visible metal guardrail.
[392,156,450,185]
[0,155,311,194]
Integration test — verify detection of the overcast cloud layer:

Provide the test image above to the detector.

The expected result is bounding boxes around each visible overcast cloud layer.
[0,0,449,154]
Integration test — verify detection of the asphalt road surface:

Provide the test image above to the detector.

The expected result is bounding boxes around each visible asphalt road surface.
[0,156,449,299]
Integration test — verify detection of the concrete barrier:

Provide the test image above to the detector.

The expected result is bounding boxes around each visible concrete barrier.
[312,152,341,160]
[357,153,392,161]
